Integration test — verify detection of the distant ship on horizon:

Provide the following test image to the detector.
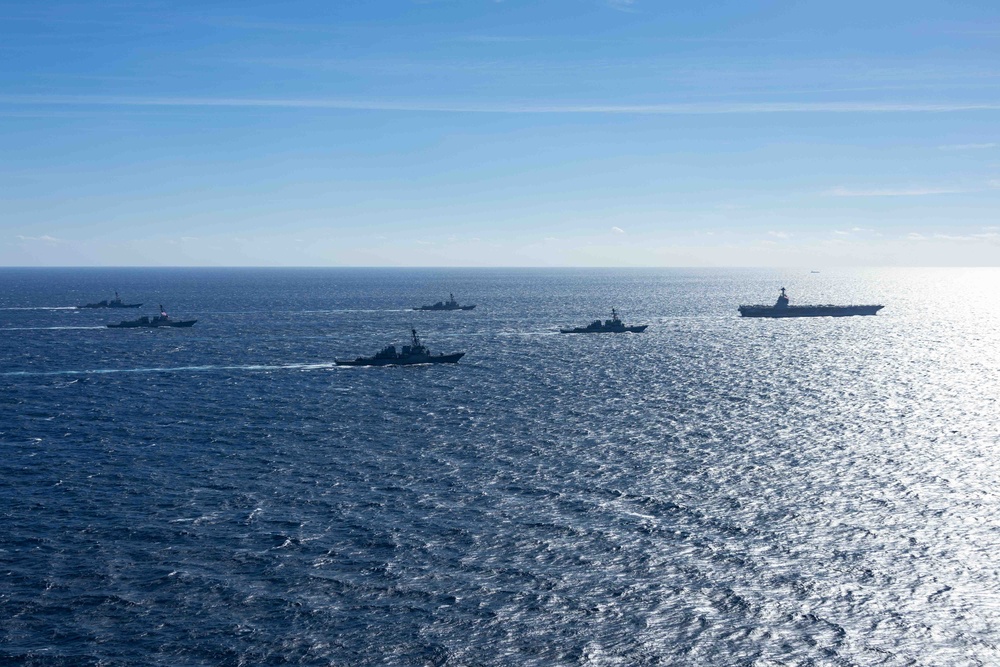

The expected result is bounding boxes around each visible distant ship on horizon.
[739,288,883,318]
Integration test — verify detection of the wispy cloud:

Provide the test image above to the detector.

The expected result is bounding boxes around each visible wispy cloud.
[611,226,625,234]
[605,0,638,12]
[834,227,880,236]
[16,234,62,243]
[827,185,969,197]
[905,231,1000,242]
[454,34,540,44]
[768,231,790,239]
[4,95,1000,115]
[938,142,996,150]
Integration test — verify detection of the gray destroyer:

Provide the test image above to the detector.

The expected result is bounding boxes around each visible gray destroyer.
[739,288,883,318]
[107,305,197,328]
[79,291,142,309]
[413,294,476,311]
[336,329,465,366]
[560,308,648,333]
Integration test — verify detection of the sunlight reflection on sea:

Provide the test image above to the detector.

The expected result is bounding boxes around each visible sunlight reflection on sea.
[1,267,998,665]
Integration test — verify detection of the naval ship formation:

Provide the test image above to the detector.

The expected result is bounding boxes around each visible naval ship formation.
[72,284,883,362]
[738,288,884,318]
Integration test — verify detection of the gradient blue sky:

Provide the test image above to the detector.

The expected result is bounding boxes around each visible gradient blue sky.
[2,0,999,266]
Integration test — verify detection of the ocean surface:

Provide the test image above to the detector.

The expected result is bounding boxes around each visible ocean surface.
[2,267,999,666]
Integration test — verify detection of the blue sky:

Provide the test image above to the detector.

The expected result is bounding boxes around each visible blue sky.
[2,0,999,266]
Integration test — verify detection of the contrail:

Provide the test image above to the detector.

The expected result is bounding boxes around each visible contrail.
[2,94,999,115]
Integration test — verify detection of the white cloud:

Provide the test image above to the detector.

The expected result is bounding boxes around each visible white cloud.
[833,227,878,236]
[768,231,790,239]
[611,226,625,234]
[16,234,62,243]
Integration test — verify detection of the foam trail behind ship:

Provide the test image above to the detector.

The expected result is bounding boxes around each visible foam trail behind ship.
[2,361,342,377]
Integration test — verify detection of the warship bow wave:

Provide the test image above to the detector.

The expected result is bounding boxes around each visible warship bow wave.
[738,288,883,318]
[560,308,648,333]
[107,305,196,328]
[336,329,465,366]
[79,291,142,309]
[413,293,476,311]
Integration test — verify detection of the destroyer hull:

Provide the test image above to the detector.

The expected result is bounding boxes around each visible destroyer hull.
[335,352,465,366]
[738,305,883,318]
[413,305,476,311]
[559,325,648,333]
[107,320,197,328]
[79,303,142,309]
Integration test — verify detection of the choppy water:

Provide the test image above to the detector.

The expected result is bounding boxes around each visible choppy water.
[2,267,999,666]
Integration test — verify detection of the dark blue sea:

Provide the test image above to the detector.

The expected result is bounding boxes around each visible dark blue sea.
[2,267,999,666]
